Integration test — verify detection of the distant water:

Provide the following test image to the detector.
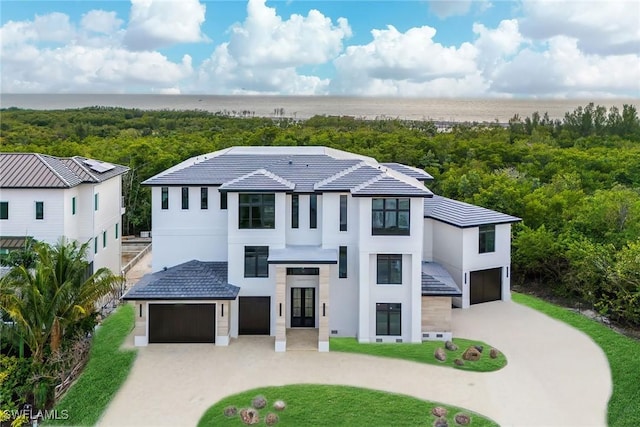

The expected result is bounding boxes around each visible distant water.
[1,94,638,123]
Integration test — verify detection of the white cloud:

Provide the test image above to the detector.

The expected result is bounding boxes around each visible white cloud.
[429,0,473,18]
[81,10,123,35]
[473,19,523,73]
[124,0,208,51]
[196,0,350,94]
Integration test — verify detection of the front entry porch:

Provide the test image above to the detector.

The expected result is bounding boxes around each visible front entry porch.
[286,328,319,351]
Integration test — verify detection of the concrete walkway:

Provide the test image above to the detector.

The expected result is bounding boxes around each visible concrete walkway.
[99,301,611,427]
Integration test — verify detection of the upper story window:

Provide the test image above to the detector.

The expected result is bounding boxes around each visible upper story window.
[339,246,347,278]
[181,187,189,210]
[94,193,99,211]
[72,196,76,215]
[291,194,299,229]
[339,195,347,231]
[239,194,275,229]
[35,201,44,220]
[0,202,8,220]
[479,225,496,253]
[200,188,208,209]
[372,198,410,236]
[220,192,227,210]
[310,194,317,229]
[377,254,402,284]
[161,187,169,210]
[244,246,269,278]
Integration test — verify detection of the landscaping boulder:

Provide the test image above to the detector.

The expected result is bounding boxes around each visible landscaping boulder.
[251,395,267,409]
[462,347,481,361]
[454,413,471,425]
[273,400,286,411]
[223,406,238,417]
[489,348,500,359]
[474,345,484,353]
[431,407,448,417]
[434,347,447,362]
[433,417,449,427]
[239,408,260,425]
[265,413,279,426]
[454,358,464,367]
[445,341,458,351]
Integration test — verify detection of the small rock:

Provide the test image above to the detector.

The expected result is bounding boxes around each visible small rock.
[445,340,458,351]
[474,345,484,353]
[489,348,500,359]
[454,358,465,366]
[273,400,286,411]
[434,417,449,427]
[431,406,448,417]
[434,347,447,362]
[265,413,279,426]
[239,408,260,425]
[251,395,267,409]
[223,406,237,417]
[454,413,471,425]
[462,346,481,361]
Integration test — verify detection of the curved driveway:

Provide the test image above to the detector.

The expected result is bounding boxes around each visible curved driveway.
[99,301,611,426]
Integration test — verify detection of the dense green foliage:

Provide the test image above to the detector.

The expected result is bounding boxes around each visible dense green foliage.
[512,293,640,427]
[48,304,136,426]
[198,384,498,426]
[330,337,506,371]
[1,103,639,324]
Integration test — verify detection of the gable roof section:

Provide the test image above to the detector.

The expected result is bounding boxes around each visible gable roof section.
[421,262,462,297]
[0,153,128,188]
[424,195,521,228]
[352,175,433,197]
[382,163,434,181]
[220,169,295,192]
[314,163,384,191]
[122,260,240,300]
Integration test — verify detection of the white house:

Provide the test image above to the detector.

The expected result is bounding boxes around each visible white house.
[123,146,519,351]
[0,153,129,275]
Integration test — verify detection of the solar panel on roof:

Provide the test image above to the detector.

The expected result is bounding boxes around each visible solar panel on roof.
[84,159,115,173]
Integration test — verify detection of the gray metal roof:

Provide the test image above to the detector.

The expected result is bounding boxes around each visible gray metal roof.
[352,176,433,197]
[122,260,240,300]
[0,236,32,249]
[424,195,521,228]
[421,262,462,297]
[220,169,295,192]
[268,245,338,264]
[382,163,434,181]
[0,153,128,188]
[314,163,384,191]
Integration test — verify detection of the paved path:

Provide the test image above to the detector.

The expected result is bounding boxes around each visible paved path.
[99,301,611,427]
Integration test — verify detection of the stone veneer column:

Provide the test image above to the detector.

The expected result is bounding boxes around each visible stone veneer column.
[275,266,287,352]
[318,265,330,352]
[216,301,230,346]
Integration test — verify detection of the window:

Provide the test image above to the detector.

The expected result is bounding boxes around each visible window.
[200,187,208,209]
[339,246,347,278]
[94,237,98,254]
[239,194,275,229]
[372,198,410,235]
[94,193,99,211]
[115,223,119,240]
[339,195,347,231]
[72,197,76,215]
[0,202,7,220]
[286,267,319,275]
[244,246,269,277]
[35,201,44,220]
[376,303,401,336]
[479,225,496,253]
[181,187,189,209]
[161,187,169,209]
[377,254,402,284]
[291,194,299,229]
[103,231,107,248]
[220,192,227,210]
[310,194,317,229]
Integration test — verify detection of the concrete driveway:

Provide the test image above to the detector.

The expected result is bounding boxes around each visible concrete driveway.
[98,301,611,427]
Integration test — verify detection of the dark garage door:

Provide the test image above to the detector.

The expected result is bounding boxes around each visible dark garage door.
[470,268,502,304]
[239,297,270,335]
[149,304,215,343]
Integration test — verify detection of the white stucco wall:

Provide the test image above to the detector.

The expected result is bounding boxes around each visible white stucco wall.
[0,188,66,243]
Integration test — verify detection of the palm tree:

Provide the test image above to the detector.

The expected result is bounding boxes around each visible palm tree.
[0,238,118,362]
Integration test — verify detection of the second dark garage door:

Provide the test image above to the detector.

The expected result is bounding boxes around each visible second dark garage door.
[470,268,502,304]
[149,304,215,343]
[239,297,270,335]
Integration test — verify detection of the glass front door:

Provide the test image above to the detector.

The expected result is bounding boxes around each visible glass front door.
[291,287,315,327]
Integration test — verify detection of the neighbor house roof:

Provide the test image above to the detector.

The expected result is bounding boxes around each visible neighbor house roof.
[0,236,32,250]
[268,245,338,264]
[421,262,462,297]
[122,260,240,300]
[143,146,432,197]
[0,153,128,188]
[424,195,521,228]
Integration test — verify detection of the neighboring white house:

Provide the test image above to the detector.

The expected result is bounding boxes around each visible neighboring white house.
[0,153,129,275]
[123,146,519,351]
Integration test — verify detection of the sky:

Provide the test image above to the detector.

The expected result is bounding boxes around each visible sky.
[1,0,639,98]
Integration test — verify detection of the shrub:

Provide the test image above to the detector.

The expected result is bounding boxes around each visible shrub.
[0,355,32,412]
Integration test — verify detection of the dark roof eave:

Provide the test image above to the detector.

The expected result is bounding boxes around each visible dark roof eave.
[352,193,433,198]
[122,295,238,301]
[267,260,337,264]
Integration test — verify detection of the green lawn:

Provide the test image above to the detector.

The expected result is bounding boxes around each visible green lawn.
[198,384,498,427]
[48,304,137,426]
[330,337,507,372]
[512,292,640,427]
